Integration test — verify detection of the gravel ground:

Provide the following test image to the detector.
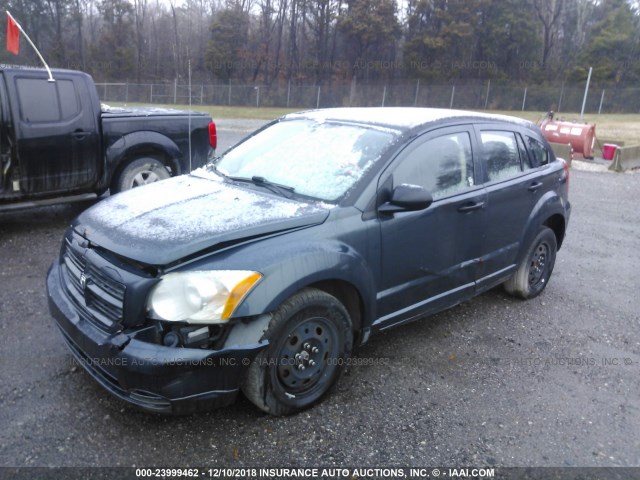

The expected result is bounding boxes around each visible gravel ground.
[0,127,639,473]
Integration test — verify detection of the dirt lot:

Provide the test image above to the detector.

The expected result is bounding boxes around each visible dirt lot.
[0,125,639,473]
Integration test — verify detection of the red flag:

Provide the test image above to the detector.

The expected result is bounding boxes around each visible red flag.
[6,14,19,55]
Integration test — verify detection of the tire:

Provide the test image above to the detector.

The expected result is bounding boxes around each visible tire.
[241,288,353,416]
[504,226,557,299]
[111,157,171,193]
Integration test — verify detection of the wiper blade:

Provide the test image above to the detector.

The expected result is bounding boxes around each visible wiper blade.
[226,175,295,198]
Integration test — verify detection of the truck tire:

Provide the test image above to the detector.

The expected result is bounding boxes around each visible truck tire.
[112,157,171,193]
[504,226,557,299]
[241,288,353,416]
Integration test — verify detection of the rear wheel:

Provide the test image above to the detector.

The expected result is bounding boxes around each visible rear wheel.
[242,288,353,416]
[504,226,557,299]
[112,157,170,193]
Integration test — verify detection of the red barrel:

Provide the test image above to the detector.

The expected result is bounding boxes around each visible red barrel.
[540,118,596,159]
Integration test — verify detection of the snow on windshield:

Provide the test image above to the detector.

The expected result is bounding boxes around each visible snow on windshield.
[214,119,398,201]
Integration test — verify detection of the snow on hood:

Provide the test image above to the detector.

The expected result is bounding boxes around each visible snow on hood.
[76,175,328,265]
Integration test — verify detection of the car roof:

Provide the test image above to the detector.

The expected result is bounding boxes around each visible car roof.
[285,107,535,132]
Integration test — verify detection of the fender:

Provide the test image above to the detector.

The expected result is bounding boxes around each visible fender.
[105,130,183,179]
[230,238,378,332]
[517,188,568,265]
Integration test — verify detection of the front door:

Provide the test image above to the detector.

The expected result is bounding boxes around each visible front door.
[12,73,100,195]
[375,127,486,327]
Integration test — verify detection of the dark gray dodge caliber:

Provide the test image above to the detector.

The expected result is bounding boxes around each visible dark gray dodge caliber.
[47,108,571,415]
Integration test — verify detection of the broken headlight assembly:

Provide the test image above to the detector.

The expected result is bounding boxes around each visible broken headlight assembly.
[147,270,262,324]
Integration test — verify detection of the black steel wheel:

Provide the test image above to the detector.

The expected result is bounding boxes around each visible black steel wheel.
[242,288,353,416]
[504,226,557,299]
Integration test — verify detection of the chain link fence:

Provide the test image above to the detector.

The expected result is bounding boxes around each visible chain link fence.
[96,79,640,114]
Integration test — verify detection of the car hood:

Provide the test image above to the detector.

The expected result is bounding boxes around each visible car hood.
[74,174,330,266]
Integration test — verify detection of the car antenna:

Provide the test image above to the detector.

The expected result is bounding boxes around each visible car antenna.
[188,55,192,172]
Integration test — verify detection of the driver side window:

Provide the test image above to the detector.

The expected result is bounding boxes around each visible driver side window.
[393,132,474,200]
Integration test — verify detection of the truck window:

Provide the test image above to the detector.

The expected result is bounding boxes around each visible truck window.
[15,78,79,123]
[17,78,59,123]
[58,80,80,119]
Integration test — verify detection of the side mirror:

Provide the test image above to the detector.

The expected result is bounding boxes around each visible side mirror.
[378,184,433,214]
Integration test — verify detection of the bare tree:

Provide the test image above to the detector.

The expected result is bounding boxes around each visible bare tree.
[533,0,564,69]
[133,0,147,82]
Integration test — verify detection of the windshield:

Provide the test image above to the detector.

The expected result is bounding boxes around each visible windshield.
[211,119,398,201]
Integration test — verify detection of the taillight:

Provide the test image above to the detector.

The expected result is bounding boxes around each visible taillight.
[208,122,217,149]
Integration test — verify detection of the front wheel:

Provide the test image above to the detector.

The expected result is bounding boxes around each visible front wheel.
[504,226,558,299]
[111,157,171,193]
[242,288,353,416]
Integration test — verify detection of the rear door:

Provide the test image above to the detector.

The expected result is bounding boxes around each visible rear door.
[474,125,546,289]
[375,126,487,327]
[9,71,100,194]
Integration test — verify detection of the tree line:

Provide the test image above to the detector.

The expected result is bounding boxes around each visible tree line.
[0,0,638,88]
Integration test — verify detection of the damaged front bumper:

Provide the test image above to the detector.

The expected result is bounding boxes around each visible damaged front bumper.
[46,261,267,415]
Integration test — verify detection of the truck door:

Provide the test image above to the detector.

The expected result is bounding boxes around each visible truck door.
[11,73,100,195]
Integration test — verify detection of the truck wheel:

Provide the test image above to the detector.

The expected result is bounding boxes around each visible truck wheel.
[504,226,557,299]
[242,288,353,416]
[112,157,170,193]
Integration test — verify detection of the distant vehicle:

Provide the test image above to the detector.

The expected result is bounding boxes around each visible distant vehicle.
[0,66,216,211]
[47,108,571,416]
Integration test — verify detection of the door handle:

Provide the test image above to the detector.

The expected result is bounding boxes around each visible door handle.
[458,201,485,212]
[528,181,543,192]
[72,130,89,140]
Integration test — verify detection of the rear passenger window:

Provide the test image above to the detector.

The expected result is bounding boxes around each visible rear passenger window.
[527,137,550,167]
[393,132,474,200]
[58,80,80,119]
[516,134,534,170]
[481,131,523,182]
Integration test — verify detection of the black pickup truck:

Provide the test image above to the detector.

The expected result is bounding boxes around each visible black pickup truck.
[0,66,216,210]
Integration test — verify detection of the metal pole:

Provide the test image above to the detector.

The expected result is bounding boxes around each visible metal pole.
[382,86,387,107]
[188,59,192,172]
[256,86,260,107]
[228,83,232,106]
[414,79,420,106]
[150,84,153,103]
[580,67,593,120]
[450,86,455,108]
[125,82,129,103]
[174,78,177,104]
[200,85,204,105]
[557,82,564,112]
[316,86,321,108]
[349,76,356,107]
[287,79,291,108]
[484,79,491,109]
[598,89,605,115]
[522,87,527,111]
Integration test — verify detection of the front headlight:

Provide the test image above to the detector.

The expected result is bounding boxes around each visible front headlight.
[147,270,262,324]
